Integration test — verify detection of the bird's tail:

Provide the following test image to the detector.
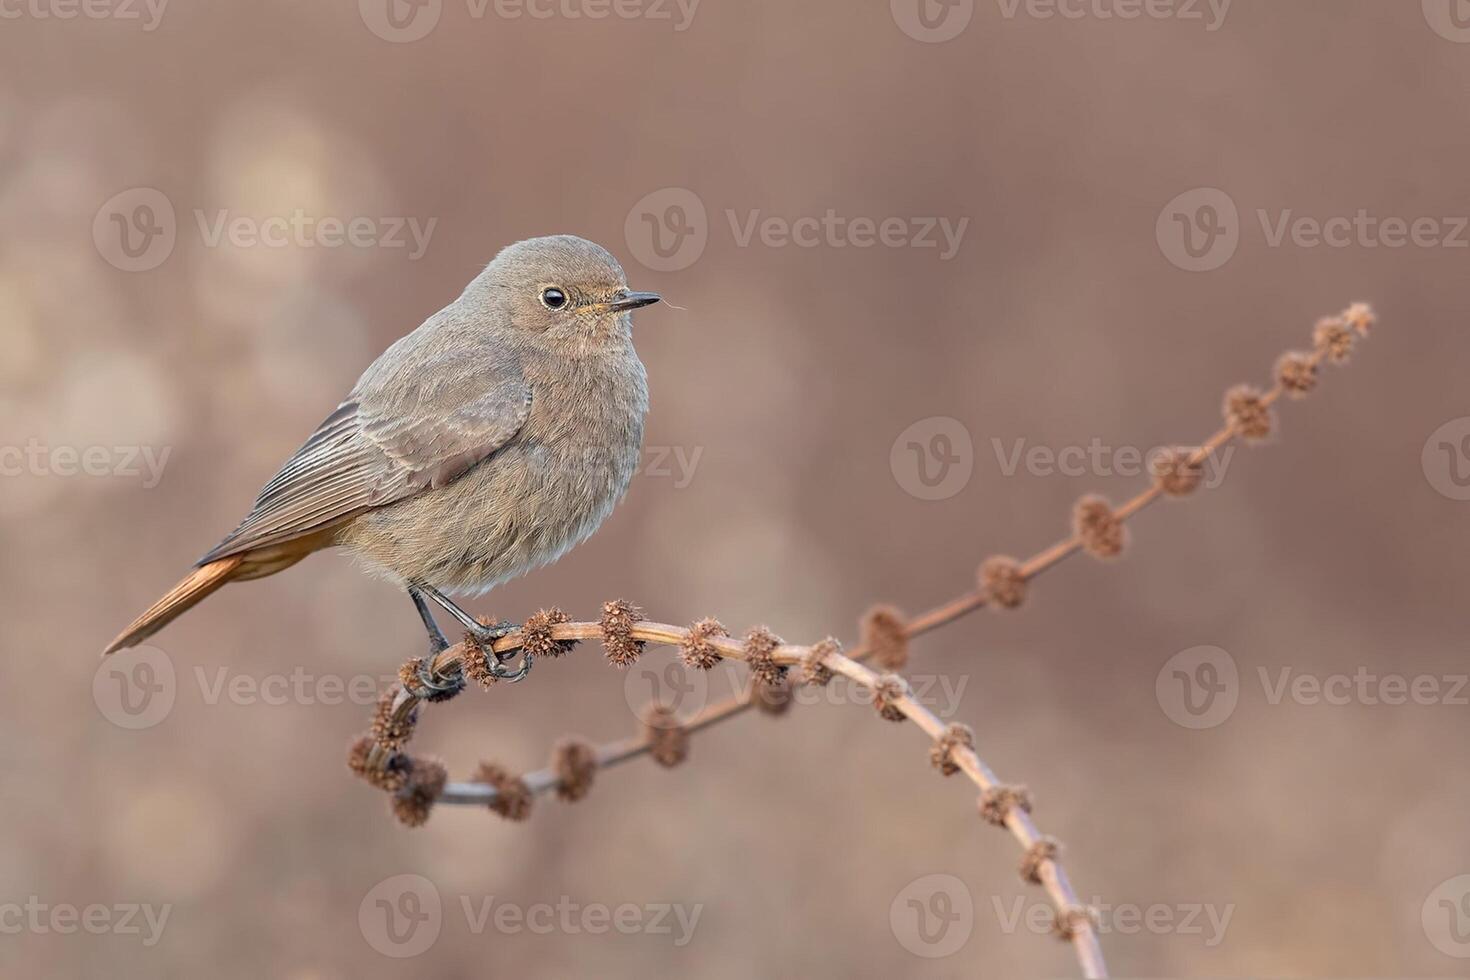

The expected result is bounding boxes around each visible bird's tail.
[102,556,245,656]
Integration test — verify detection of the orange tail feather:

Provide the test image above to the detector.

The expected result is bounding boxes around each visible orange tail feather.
[102,556,245,655]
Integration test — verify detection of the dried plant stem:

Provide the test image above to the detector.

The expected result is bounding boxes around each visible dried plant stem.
[400,623,1106,977]
[349,304,1375,980]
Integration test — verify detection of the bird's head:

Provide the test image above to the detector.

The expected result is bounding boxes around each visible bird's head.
[475,235,661,348]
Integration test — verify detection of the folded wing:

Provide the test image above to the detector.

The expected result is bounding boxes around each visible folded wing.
[198,343,532,565]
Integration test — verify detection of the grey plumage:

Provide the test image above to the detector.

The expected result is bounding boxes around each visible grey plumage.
[105,234,660,654]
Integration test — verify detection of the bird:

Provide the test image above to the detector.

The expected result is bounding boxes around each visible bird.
[103,234,662,682]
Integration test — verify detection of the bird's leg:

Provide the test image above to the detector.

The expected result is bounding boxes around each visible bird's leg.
[408,586,450,655]
[415,582,531,683]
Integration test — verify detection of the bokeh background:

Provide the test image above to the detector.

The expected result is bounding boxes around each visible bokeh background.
[3,1,1469,976]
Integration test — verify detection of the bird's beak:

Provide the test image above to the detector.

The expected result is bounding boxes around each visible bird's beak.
[605,290,662,313]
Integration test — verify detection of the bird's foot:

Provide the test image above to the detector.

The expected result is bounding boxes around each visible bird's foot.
[466,619,532,683]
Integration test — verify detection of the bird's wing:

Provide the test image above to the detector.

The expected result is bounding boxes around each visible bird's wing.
[197,344,532,565]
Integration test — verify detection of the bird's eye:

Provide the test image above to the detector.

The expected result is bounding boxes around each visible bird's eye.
[540,287,568,310]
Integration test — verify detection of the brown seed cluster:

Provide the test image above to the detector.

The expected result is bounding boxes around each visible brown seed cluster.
[743,626,786,688]
[521,607,577,659]
[861,605,910,671]
[551,738,598,802]
[461,643,499,689]
[871,673,908,722]
[1019,835,1061,885]
[371,687,417,750]
[679,617,728,670]
[1342,301,1375,336]
[599,599,645,667]
[1275,351,1317,399]
[1053,904,1101,941]
[1149,447,1203,497]
[978,784,1033,827]
[1224,384,1274,441]
[801,637,840,687]
[930,723,975,776]
[473,762,533,821]
[642,705,689,767]
[1073,495,1127,561]
[397,656,465,703]
[1313,316,1353,363]
[391,757,448,828]
[980,555,1028,610]
[347,734,410,792]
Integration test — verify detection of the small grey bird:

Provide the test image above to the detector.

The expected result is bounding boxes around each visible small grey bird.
[104,235,661,679]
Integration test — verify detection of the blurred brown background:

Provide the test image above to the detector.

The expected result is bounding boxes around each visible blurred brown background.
[3,0,1469,976]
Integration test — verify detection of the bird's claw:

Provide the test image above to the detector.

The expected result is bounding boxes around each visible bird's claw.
[468,621,533,683]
